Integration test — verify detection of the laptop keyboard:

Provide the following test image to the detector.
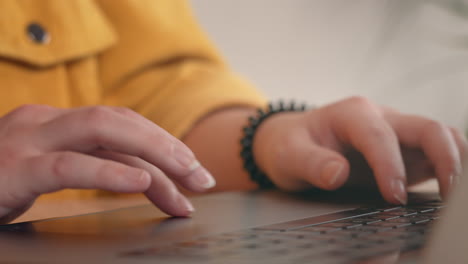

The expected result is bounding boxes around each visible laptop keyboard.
[121,199,443,263]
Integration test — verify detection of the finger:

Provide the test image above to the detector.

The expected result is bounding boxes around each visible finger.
[385,114,462,198]
[107,106,158,129]
[12,152,151,203]
[0,152,151,219]
[35,106,215,192]
[93,150,194,216]
[400,147,435,185]
[267,128,350,191]
[0,151,151,221]
[0,201,34,224]
[448,127,468,162]
[328,99,407,204]
[2,104,67,125]
[104,107,215,192]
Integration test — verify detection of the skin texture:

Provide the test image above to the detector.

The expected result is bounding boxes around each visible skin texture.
[186,96,467,205]
[0,96,466,223]
[0,105,215,223]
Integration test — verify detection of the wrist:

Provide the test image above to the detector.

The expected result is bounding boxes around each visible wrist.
[251,112,285,177]
[240,101,308,188]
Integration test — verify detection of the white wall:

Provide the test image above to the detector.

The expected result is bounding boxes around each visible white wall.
[191,0,468,130]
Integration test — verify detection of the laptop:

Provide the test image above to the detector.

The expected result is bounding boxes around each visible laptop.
[0,172,466,263]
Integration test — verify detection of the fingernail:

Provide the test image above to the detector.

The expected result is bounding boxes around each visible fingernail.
[449,173,460,192]
[191,168,216,189]
[391,179,407,205]
[174,143,199,170]
[177,194,195,214]
[449,174,454,187]
[320,161,343,188]
[453,173,460,185]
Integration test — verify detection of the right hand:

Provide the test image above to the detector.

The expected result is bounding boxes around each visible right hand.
[0,105,215,223]
[252,97,467,203]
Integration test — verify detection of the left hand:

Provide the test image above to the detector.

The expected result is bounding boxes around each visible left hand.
[252,96,467,204]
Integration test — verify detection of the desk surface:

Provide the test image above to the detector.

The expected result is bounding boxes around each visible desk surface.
[12,180,438,224]
[12,195,150,224]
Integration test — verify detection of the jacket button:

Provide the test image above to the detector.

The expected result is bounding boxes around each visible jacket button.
[26,23,50,44]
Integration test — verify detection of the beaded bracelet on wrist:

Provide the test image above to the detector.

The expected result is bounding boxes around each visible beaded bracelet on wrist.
[240,101,308,189]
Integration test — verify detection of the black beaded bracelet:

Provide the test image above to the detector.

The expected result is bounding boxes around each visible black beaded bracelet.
[240,101,307,189]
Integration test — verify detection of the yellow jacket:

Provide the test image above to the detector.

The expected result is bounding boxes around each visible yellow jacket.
[0,0,265,199]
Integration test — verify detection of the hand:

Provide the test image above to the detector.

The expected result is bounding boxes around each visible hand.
[0,105,215,223]
[253,96,467,204]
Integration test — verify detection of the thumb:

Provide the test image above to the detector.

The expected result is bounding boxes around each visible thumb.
[269,137,350,191]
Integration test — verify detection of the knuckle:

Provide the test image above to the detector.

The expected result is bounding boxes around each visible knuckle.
[51,152,74,185]
[0,144,21,168]
[449,126,464,140]
[113,107,138,118]
[343,96,384,116]
[83,106,112,126]
[95,162,138,189]
[81,107,113,144]
[1,105,56,136]
[143,129,173,152]
[366,124,392,141]
[345,96,374,108]
[6,104,51,122]
[13,104,43,115]
[423,120,446,136]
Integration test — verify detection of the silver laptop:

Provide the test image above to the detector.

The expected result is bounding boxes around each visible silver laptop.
[0,173,467,263]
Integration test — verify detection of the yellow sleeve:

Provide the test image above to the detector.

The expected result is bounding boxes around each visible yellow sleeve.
[10,0,267,202]
[96,0,267,138]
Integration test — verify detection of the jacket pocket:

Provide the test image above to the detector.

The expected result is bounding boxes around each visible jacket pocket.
[0,0,116,67]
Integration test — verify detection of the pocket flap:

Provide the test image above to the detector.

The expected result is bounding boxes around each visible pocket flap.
[0,0,116,67]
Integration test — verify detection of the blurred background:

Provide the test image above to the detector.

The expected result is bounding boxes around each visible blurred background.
[191,0,468,131]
